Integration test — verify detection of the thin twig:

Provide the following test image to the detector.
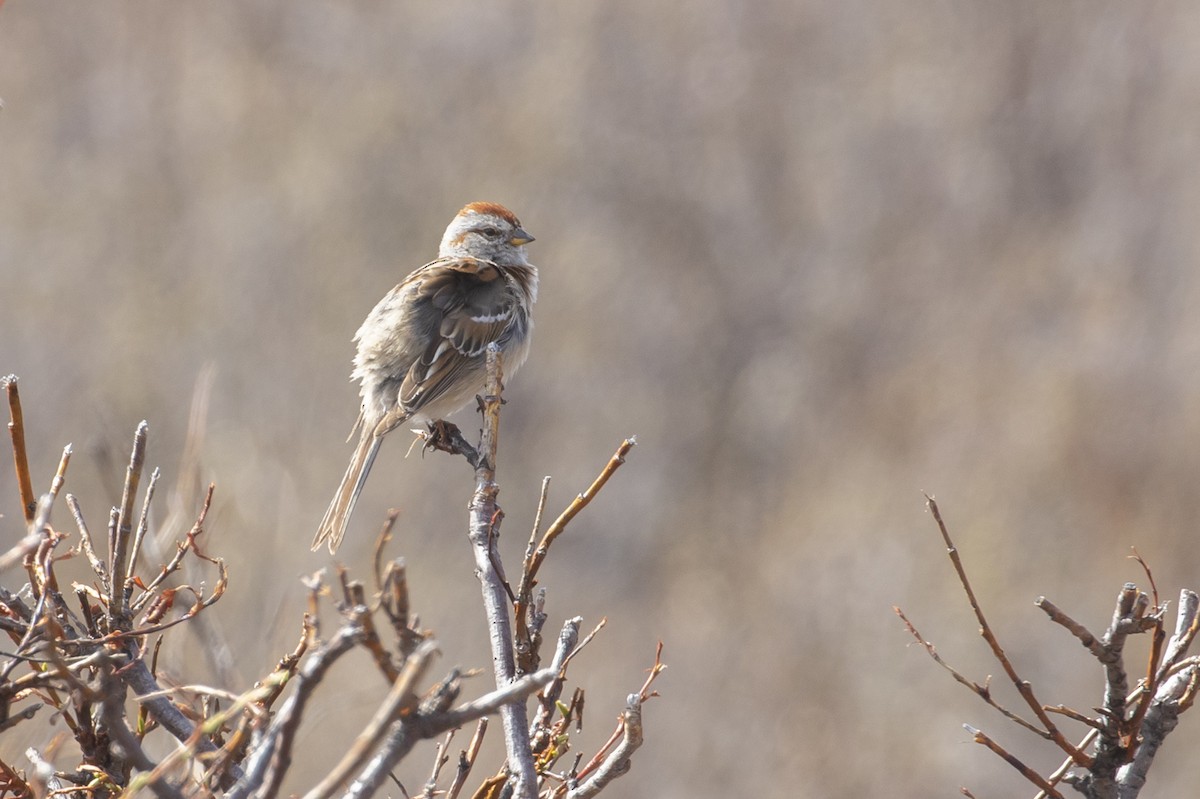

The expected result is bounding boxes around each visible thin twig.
[130,484,216,612]
[894,607,1048,738]
[513,442,632,676]
[44,444,71,512]
[535,617,583,733]
[372,508,402,593]
[344,668,554,799]
[1157,590,1200,683]
[446,719,488,799]
[566,694,644,799]
[1035,597,1106,659]
[303,639,440,799]
[517,439,635,608]
[128,466,161,577]
[67,494,109,594]
[419,731,456,799]
[0,534,41,576]
[963,725,1064,798]
[226,622,364,799]
[525,476,552,564]
[110,421,149,626]
[4,375,37,522]
[924,495,1090,767]
[121,651,226,761]
[428,668,555,731]
[571,644,664,792]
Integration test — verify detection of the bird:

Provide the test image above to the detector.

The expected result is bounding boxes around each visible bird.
[313,202,538,553]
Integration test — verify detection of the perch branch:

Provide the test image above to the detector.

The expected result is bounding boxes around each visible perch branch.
[466,344,538,799]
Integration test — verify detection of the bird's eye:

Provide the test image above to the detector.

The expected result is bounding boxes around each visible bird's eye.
[481,227,500,237]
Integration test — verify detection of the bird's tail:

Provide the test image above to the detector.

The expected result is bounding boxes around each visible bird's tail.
[313,430,382,553]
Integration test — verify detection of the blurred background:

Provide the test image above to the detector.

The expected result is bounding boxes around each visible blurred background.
[4,3,1200,796]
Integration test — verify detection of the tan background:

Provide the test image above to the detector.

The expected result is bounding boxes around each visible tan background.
[4,3,1200,796]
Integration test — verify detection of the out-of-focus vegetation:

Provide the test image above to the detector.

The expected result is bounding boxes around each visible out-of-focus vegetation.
[4,4,1200,796]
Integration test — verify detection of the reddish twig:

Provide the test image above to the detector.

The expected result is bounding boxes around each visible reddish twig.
[964,725,1065,799]
[4,375,36,523]
[924,495,1091,767]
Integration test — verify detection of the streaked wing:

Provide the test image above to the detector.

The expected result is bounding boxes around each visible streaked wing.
[395,257,521,418]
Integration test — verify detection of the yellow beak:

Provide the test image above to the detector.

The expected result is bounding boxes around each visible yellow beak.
[509,227,535,246]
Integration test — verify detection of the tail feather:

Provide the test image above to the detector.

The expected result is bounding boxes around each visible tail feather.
[313,431,383,553]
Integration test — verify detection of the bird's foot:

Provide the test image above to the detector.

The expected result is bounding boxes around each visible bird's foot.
[411,419,461,455]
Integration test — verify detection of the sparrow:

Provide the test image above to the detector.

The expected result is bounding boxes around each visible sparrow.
[313,202,538,552]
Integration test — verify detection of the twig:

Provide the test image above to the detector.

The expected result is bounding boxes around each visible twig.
[303,639,440,799]
[130,484,216,613]
[565,694,644,799]
[128,467,161,577]
[560,618,606,675]
[894,607,1048,738]
[0,533,41,576]
[1118,662,1200,794]
[226,622,363,799]
[516,439,635,614]
[446,719,488,799]
[1156,590,1200,683]
[44,444,71,513]
[963,725,1064,798]
[924,495,1090,766]
[525,476,552,564]
[1036,596,1106,659]
[372,508,402,593]
[4,375,36,522]
[128,676,275,795]
[121,652,227,762]
[98,664,187,799]
[208,620,311,784]
[427,668,555,731]
[1043,705,1103,729]
[513,441,633,676]
[344,668,554,799]
[419,731,455,799]
[110,421,148,626]
[570,643,664,794]
[67,494,109,594]
[535,617,582,732]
